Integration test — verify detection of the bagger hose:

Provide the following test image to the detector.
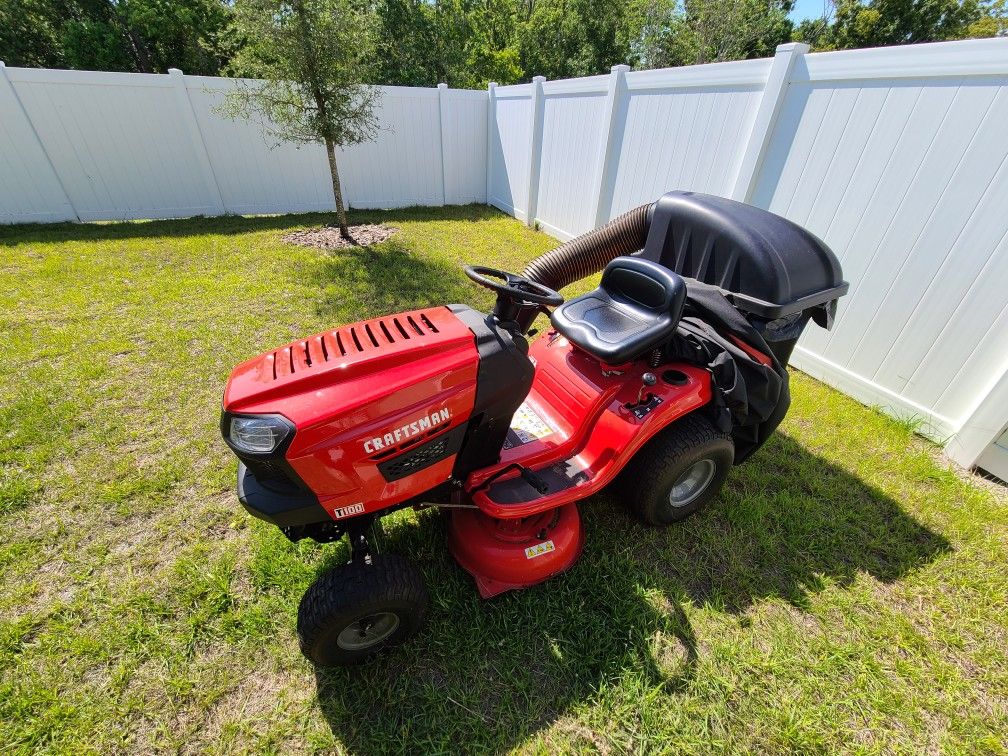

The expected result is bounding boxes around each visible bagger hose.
[521,203,652,291]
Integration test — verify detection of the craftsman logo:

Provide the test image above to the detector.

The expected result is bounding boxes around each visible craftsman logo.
[364,408,451,454]
[524,540,556,559]
[332,502,365,519]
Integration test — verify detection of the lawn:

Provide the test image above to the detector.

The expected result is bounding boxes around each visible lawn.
[1,205,1005,754]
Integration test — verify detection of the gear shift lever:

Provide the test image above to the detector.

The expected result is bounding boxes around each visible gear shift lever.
[635,372,657,405]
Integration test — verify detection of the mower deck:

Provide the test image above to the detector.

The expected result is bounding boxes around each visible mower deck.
[448,503,584,598]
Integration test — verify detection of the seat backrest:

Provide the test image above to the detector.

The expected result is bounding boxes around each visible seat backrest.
[550,256,688,364]
[601,257,687,321]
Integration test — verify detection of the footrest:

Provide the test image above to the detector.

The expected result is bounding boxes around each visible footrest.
[484,458,591,505]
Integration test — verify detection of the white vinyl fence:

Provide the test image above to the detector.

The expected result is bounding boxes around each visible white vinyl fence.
[0,66,487,222]
[2,39,1007,478]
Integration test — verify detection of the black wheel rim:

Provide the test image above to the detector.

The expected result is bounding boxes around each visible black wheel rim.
[336,612,400,650]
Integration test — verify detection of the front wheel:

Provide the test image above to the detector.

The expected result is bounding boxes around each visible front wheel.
[297,554,429,666]
[623,414,734,525]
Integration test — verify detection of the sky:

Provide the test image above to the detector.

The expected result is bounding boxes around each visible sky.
[789,0,834,23]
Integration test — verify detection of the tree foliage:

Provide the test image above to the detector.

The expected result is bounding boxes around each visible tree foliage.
[1,0,1004,85]
[224,0,379,146]
[0,0,235,74]
[515,0,635,79]
[633,0,794,68]
[362,0,794,87]
[795,0,1007,49]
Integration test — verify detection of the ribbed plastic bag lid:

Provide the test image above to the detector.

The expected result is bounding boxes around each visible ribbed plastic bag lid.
[641,191,848,320]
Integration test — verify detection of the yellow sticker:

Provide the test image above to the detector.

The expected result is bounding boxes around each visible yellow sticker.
[509,403,555,445]
[524,540,556,559]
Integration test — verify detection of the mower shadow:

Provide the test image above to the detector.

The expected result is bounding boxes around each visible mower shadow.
[0,204,505,245]
[312,432,949,752]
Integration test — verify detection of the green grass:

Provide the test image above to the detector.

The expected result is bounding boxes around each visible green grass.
[1,205,1005,754]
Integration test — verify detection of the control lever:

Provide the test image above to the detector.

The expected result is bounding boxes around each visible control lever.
[635,372,657,406]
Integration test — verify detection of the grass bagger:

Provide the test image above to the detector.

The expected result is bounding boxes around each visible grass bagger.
[220,191,848,666]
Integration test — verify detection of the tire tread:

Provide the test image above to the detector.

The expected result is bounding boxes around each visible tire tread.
[622,413,734,525]
[297,554,428,666]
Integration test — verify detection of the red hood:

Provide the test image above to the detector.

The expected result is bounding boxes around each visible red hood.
[223,306,475,416]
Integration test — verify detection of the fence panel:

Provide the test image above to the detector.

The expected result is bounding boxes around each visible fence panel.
[0,70,484,221]
[489,61,772,240]
[185,76,334,215]
[487,84,533,220]
[441,89,488,205]
[749,41,1008,441]
[336,86,444,209]
[607,61,769,220]
[0,64,77,223]
[533,76,609,238]
[7,68,220,221]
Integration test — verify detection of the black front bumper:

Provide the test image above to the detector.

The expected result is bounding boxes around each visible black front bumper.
[237,463,330,527]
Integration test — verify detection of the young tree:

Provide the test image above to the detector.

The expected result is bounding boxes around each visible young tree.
[224,0,379,241]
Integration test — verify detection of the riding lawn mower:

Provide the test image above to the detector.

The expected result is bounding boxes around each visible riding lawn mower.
[220,191,848,666]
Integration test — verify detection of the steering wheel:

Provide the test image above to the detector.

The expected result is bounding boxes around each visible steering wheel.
[463,265,563,307]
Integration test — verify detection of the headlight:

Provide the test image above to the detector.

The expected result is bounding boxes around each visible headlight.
[228,415,290,454]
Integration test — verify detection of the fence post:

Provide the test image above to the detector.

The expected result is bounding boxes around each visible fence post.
[590,64,630,230]
[485,82,497,206]
[524,75,546,227]
[437,82,449,206]
[0,61,80,222]
[945,362,1008,469]
[168,68,226,215]
[731,42,808,205]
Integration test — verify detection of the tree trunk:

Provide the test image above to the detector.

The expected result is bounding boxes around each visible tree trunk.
[324,137,354,243]
[108,2,153,73]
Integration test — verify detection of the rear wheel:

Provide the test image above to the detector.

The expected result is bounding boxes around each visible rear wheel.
[624,413,734,525]
[297,554,429,666]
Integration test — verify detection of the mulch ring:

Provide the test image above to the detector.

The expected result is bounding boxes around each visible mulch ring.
[281,224,397,250]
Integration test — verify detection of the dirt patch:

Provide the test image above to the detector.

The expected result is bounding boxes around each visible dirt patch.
[282,224,397,250]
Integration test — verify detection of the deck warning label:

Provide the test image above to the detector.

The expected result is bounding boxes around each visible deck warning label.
[503,403,555,449]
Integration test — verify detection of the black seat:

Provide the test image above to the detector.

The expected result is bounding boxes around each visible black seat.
[550,256,686,364]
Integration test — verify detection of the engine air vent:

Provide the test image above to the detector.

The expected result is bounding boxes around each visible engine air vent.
[269,311,437,380]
